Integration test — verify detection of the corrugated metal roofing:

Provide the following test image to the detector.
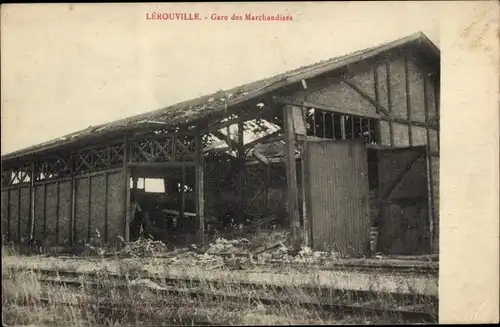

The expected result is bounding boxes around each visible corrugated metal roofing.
[1,32,439,162]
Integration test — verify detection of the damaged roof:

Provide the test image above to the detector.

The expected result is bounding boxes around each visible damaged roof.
[1,32,439,162]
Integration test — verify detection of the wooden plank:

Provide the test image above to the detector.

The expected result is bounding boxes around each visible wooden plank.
[124,137,131,242]
[291,106,307,136]
[283,105,301,250]
[163,209,196,217]
[195,128,205,245]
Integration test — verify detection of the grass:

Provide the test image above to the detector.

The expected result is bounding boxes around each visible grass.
[1,246,438,326]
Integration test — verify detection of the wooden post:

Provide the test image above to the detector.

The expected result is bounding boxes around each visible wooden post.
[87,176,92,242]
[70,175,76,247]
[425,149,434,254]
[238,121,245,227]
[423,74,436,254]
[124,137,131,242]
[55,181,60,246]
[104,173,108,243]
[300,107,310,247]
[195,129,205,245]
[405,56,413,146]
[386,62,394,146]
[283,105,301,250]
[7,189,11,242]
[340,116,346,140]
[42,183,47,243]
[29,161,36,243]
[17,188,22,243]
[180,165,186,222]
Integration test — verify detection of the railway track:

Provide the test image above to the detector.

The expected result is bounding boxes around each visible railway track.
[4,267,438,323]
[21,253,439,275]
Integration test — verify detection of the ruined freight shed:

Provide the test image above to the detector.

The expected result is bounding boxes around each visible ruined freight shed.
[1,32,440,257]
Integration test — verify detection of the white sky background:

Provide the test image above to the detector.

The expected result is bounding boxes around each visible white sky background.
[1,2,440,155]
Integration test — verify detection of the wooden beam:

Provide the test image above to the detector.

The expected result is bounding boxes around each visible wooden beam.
[385,62,394,146]
[238,122,245,158]
[252,150,270,165]
[211,130,241,151]
[341,77,391,116]
[404,56,413,146]
[291,106,307,136]
[243,130,282,150]
[382,151,423,200]
[127,161,195,169]
[163,209,196,217]
[283,105,301,250]
[195,127,205,245]
[373,68,380,114]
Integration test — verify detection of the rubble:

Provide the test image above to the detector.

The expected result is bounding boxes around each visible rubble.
[80,229,346,268]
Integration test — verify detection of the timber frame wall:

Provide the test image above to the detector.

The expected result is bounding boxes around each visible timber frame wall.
[1,130,203,248]
[279,47,440,254]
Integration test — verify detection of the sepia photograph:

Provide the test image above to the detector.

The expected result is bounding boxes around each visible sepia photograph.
[1,2,498,326]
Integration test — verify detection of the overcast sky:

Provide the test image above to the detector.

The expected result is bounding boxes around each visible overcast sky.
[1,2,441,155]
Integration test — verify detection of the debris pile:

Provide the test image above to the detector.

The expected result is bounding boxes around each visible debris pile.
[205,237,252,254]
[81,230,345,268]
[117,238,171,257]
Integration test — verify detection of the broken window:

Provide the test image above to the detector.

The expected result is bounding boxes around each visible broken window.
[305,108,378,144]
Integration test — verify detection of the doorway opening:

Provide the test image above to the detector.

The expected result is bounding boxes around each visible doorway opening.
[128,165,198,246]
